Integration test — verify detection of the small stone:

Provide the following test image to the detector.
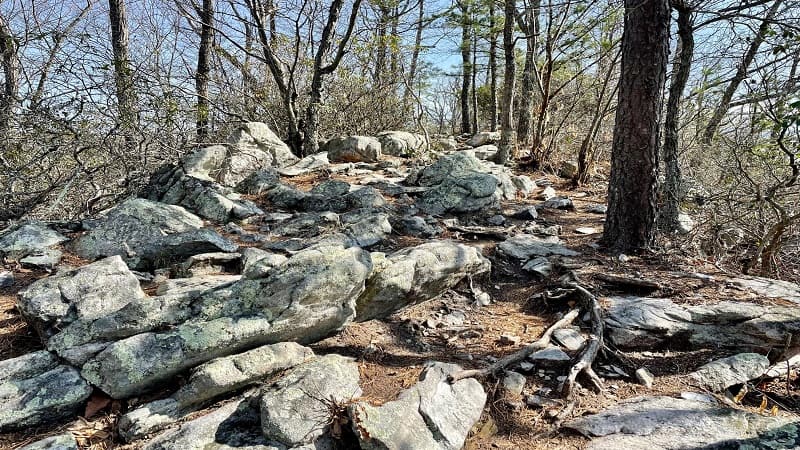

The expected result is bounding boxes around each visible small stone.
[552,327,586,351]
[575,227,598,235]
[0,270,13,287]
[523,257,553,277]
[499,334,521,346]
[539,186,557,201]
[635,367,655,389]
[511,206,539,220]
[525,394,561,408]
[487,214,506,226]
[475,291,492,306]
[529,347,571,362]
[19,433,78,450]
[543,196,574,210]
[20,248,63,270]
[586,204,607,214]
[689,353,770,392]
[503,371,526,396]
[518,362,534,372]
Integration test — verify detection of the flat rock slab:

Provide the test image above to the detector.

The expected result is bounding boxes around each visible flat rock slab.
[0,223,68,258]
[261,354,362,446]
[349,362,486,450]
[19,433,79,450]
[497,234,579,261]
[564,396,793,449]
[690,353,770,392]
[605,296,800,351]
[0,351,92,431]
[731,276,800,304]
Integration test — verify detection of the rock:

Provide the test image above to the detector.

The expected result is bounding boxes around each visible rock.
[469,144,498,160]
[73,198,237,270]
[0,223,68,258]
[511,175,537,197]
[393,215,443,238]
[499,334,521,346]
[341,210,392,247]
[17,255,146,341]
[240,247,287,279]
[18,433,79,450]
[677,212,695,233]
[19,248,62,270]
[412,151,487,187]
[142,395,270,450]
[234,168,281,195]
[416,171,502,215]
[512,206,539,220]
[324,135,381,163]
[605,296,800,351]
[575,227,598,235]
[377,131,426,157]
[219,147,273,187]
[635,368,655,389]
[0,270,13,287]
[587,204,607,214]
[539,186,557,201]
[525,394,561,409]
[689,353,770,392]
[529,346,571,362]
[227,121,298,169]
[503,371,527,396]
[77,243,372,398]
[559,160,579,179]
[0,351,92,431]
[356,241,490,321]
[155,275,241,296]
[552,327,586,351]
[730,276,800,304]
[564,396,793,449]
[277,152,330,176]
[178,252,241,277]
[119,342,313,441]
[498,234,579,261]
[181,145,227,181]
[467,131,501,147]
[433,136,459,151]
[543,196,574,210]
[522,257,553,277]
[349,362,486,450]
[487,214,506,225]
[261,354,361,446]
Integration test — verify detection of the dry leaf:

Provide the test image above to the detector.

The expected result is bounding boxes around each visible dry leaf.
[84,392,112,418]
[733,385,748,404]
[772,405,779,416]
[758,395,768,413]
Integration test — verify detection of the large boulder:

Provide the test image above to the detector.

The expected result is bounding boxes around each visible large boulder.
[0,351,92,431]
[324,135,382,163]
[356,241,490,321]
[260,354,362,446]
[17,255,146,341]
[0,223,68,259]
[377,131,426,157]
[227,121,299,170]
[349,362,486,450]
[564,396,793,449]
[72,198,237,270]
[180,145,227,181]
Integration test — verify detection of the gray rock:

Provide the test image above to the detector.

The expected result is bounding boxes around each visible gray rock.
[503,371,527,396]
[393,215,443,238]
[17,255,146,341]
[529,346,571,362]
[731,276,800,304]
[468,144,498,160]
[587,204,607,214]
[433,136,459,151]
[342,210,392,247]
[349,362,486,450]
[119,342,314,441]
[234,168,281,195]
[487,214,506,225]
[277,152,330,177]
[635,368,655,389]
[155,275,241,296]
[356,241,490,321]
[575,226,598,235]
[228,122,298,169]
[512,206,539,220]
[219,147,273,187]
[678,212,695,233]
[498,234,579,261]
[78,243,372,398]
[261,354,361,446]
[178,252,241,277]
[0,270,13,287]
[0,353,92,431]
[690,353,770,392]
[265,183,309,209]
[311,179,350,197]
[552,327,586,351]
[564,396,793,450]
[605,296,800,351]
[0,223,68,258]
[18,433,79,450]
[73,198,238,270]
[416,170,501,215]
[377,131,426,157]
[181,145,227,180]
[511,175,537,197]
[19,248,62,270]
[412,151,487,187]
[559,160,579,179]
[539,186,557,201]
[543,196,574,210]
[324,135,381,163]
[467,131,501,147]
[522,257,553,277]
[240,247,287,279]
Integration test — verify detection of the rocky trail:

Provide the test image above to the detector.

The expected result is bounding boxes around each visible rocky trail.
[2,124,800,449]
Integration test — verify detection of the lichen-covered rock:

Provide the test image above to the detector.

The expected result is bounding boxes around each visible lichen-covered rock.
[0,352,92,431]
[227,122,298,170]
[17,255,146,341]
[341,210,392,247]
[277,152,330,177]
[73,198,237,270]
[0,222,68,258]
[240,247,287,279]
[497,234,579,262]
[689,353,770,392]
[234,168,281,195]
[181,145,227,181]
[155,275,241,296]
[19,248,62,270]
[377,131,426,157]
[349,362,486,450]
[260,354,362,446]
[356,241,490,321]
[564,396,793,449]
[119,342,314,441]
[18,433,79,450]
[324,136,382,163]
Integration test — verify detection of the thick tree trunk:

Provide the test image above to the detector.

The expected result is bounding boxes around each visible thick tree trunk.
[497,0,516,164]
[108,0,137,144]
[196,0,215,141]
[459,2,472,135]
[603,0,670,253]
[659,3,693,232]
[488,0,498,131]
[702,0,783,144]
[0,14,19,141]
[516,2,540,144]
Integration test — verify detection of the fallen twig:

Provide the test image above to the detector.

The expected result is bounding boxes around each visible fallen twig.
[559,282,604,398]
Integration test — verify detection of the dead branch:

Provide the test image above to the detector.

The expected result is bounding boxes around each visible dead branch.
[559,283,604,398]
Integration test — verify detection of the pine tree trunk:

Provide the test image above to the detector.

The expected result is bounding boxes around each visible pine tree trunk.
[497,0,516,164]
[488,0,498,132]
[459,2,472,134]
[196,0,214,141]
[109,0,137,145]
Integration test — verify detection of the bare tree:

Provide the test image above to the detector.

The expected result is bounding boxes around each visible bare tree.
[109,0,138,145]
[0,12,19,141]
[496,0,515,164]
[196,0,215,140]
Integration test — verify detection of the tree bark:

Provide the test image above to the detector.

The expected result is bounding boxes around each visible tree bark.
[488,0,498,131]
[0,13,19,141]
[471,32,479,133]
[603,0,670,253]
[497,0,516,164]
[459,1,472,134]
[196,0,215,141]
[404,0,425,100]
[659,2,693,232]
[108,0,137,144]
[702,0,783,144]
[516,2,539,144]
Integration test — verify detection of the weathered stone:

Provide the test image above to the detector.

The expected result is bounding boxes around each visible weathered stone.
[552,327,586,351]
[0,223,68,258]
[503,371,527,396]
[356,241,490,321]
[264,183,309,209]
[277,152,330,177]
[234,168,281,195]
[73,198,237,270]
[228,122,298,169]
[240,247,287,279]
[587,204,607,214]
[467,131,501,147]
[468,144,498,161]
[119,342,314,441]
[178,252,241,277]
[349,362,486,450]
[342,210,392,247]
[559,160,579,179]
[412,151,487,187]
[690,353,770,392]
[416,171,502,215]
[219,147,273,187]
[498,234,579,261]
[575,227,598,235]
[377,131,426,157]
[543,196,574,210]
[564,396,793,450]
[433,136,459,151]
[0,270,13,287]
[17,255,146,341]
[261,354,361,446]
[511,175,537,197]
[19,248,62,270]
[324,136,381,163]
[18,433,79,450]
[636,368,655,389]
[0,353,92,431]
[181,145,227,181]
[393,215,443,238]
[522,257,553,277]
[539,186,557,201]
[731,276,800,304]
[155,275,241,296]
[529,346,571,362]
[512,206,539,220]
